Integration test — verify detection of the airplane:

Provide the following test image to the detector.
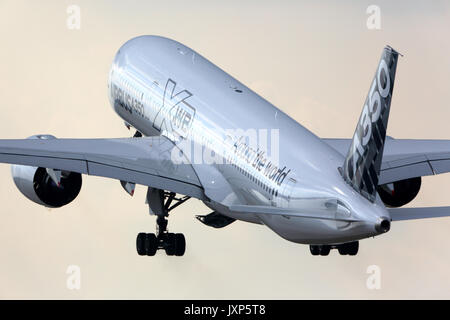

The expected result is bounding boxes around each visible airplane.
[2,35,450,257]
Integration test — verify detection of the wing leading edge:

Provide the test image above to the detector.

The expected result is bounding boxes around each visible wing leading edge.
[0,136,206,199]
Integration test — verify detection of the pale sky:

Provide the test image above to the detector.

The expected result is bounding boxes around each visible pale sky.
[0,0,450,299]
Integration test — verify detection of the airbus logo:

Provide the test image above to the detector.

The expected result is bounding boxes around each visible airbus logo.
[349,58,391,180]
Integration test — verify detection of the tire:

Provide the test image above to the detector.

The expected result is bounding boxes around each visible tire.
[338,245,348,255]
[347,241,359,256]
[310,245,320,256]
[174,233,186,256]
[319,245,330,256]
[145,233,158,256]
[165,233,176,256]
[136,233,147,256]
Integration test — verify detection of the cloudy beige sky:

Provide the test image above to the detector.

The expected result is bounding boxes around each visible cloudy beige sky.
[0,0,450,299]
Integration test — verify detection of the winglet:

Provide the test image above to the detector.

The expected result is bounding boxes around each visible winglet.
[341,46,400,202]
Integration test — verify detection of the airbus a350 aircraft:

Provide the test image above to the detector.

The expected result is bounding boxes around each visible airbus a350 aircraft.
[2,36,450,257]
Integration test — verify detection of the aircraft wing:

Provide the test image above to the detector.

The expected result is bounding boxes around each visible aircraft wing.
[388,206,450,221]
[324,138,450,185]
[0,136,205,199]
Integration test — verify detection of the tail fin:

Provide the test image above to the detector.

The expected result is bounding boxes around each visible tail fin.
[341,46,400,202]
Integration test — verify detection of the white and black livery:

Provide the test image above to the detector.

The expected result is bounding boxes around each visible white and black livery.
[342,46,398,203]
[1,36,450,257]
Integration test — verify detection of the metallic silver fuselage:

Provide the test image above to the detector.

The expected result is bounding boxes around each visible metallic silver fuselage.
[108,36,389,245]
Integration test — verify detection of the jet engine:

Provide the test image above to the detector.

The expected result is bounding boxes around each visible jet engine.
[377,177,421,208]
[10,135,82,208]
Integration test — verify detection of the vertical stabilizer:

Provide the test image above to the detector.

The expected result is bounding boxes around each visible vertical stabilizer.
[342,46,400,202]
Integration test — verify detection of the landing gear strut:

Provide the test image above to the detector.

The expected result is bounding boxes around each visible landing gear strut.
[310,241,359,256]
[136,189,189,256]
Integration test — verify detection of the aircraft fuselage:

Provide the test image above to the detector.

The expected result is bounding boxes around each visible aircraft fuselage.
[108,36,389,245]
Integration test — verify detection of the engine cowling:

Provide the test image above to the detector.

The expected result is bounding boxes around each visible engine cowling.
[377,177,421,208]
[10,135,82,208]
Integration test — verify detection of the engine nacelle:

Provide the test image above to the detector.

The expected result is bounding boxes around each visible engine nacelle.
[377,177,421,208]
[10,135,82,208]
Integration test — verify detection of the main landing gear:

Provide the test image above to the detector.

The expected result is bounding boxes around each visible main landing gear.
[310,241,359,256]
[136,188,190,257]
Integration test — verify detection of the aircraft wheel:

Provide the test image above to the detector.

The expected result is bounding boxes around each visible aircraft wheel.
[145,233,158,256]
[310,245,320,256]
[174,233,186,256]
[165,233,176,256]
[136,233,147,256]
[338,245,348,255]
[319,245,330,256]
[338,242,359,255]
[347,241,359,256]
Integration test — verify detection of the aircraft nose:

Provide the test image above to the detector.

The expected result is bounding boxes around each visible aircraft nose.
[375,216,391,233]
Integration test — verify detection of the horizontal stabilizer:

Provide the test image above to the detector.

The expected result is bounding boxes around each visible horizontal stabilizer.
[324,138,450,185]
[389,206,450,221]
